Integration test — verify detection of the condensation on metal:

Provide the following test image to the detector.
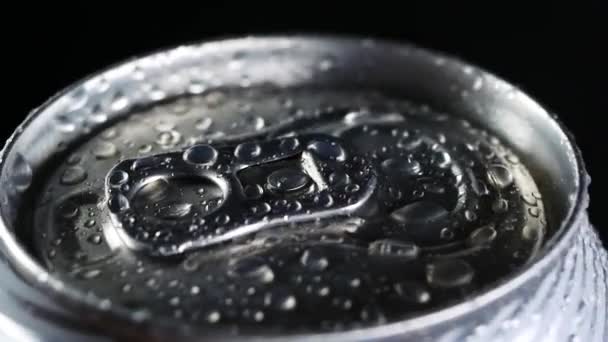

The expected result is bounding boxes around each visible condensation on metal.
[0,36,602,341]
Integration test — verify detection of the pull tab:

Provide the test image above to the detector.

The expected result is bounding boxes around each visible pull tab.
[104,135,376,256]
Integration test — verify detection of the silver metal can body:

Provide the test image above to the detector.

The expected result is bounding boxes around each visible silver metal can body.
[0,36,605,341]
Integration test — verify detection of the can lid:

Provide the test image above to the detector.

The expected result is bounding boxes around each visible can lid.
[0,36,586,340]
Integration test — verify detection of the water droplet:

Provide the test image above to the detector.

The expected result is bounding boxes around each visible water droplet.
[472,77,483,91]
[253,310,265,322]
[108,193,129,212]
[247,116,265,130]
[464,209,477,222]
[190,286,200,295]
[11,153,33,192]
[251,202,271,216]
[66,154,81,165]
[467,173,489,196]
[146,278,158,288]
[523,224,542,241]
[156,130,182,147]
[468,225,497,246]
[244,184,264,199]
[101,129,118,140]
[136,178,169,203]
[57,201,79,219]
[84,219,96,228]
[300,249,329,271]
[492,198,509,213]
[313,192,334,208]
[394,282,431,304]
[183,144,218,165]
[344,184,360,193]
[318,57,334,71]
[138,144,153,154]
[229,257,274,284]
[66,88,89,111]
[205,198,223,212]
[426,259,474,288]
[307,140,346,161]
[477,143,495,159]
[60,166,87,185]
[55,114,77,132]
[155,121,175,132]
[350,278,361,288]
[267,168,311,193]
[343,111,372,125]
[206,310,221,323]
[122,284,132,293]
[486,164,513,190]
[87,234,102,245]
[195,117,213,131]
[522,194,538,206]
[506,154,520,164]
[342,299,353,310]
[381,157,422,176]
[88,104,108,124]
[434,151,452,169]
[279,137,300,152]
[93,142,118,159]
[204,91,225,108]
[368,239,419,258]
[169,296,180,306]
[79,269,102,279]
[47,248,57,259]
[110,92,129,111]
[528,207,540,217]
[489,136,500,145]
[99,299,112,311]
[188,80,206,94]
[158,203,192,219]
[329,171,350,186]
[285,200,303,212]
[234,142,262,160]
[434,57,446,66]
[440,227,455,240]
[146,84,166,100]
[279,295,297,311]
[215,214,230,225]
[109,170,129,187]
[317,286,330,297]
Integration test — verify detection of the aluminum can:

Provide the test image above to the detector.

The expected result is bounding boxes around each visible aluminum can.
[0,36,605,341]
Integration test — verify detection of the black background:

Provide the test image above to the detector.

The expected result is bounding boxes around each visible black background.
[3,5,606,245]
